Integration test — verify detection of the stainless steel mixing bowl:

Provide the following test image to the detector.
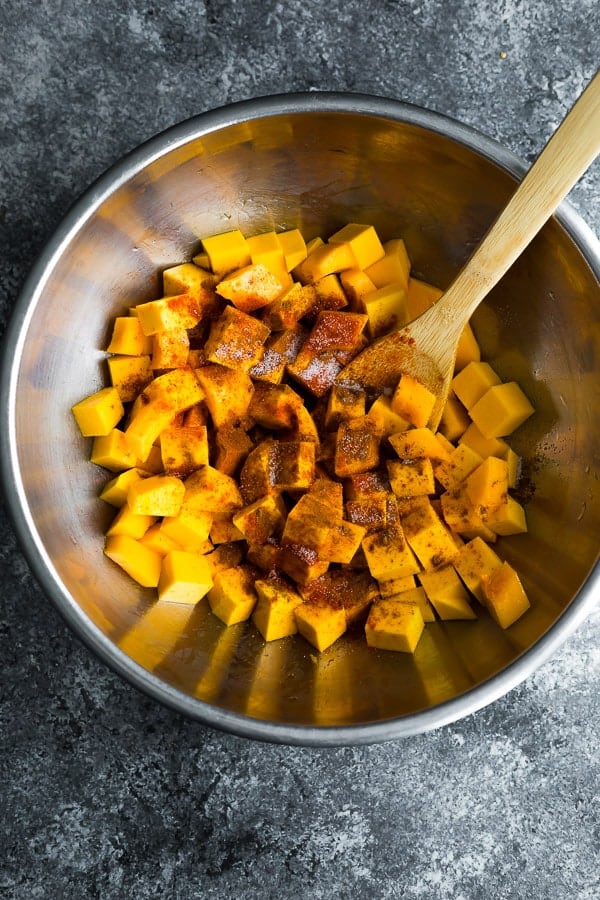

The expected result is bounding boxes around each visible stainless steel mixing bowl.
[1,93,599,745]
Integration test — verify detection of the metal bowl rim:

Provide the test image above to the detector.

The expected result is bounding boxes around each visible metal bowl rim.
[1,90,599,745]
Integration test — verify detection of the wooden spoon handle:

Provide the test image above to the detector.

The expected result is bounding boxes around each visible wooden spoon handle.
[437,69,600,325]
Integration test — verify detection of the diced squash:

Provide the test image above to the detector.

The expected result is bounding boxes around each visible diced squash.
[346,497,388,534]
[162,262,217,300]
[207,565,257,624]
[362,521,420,581]
[214,425,253,476]
[151,328,190,370]
[391,374,436,429]
[158,550,214,605]
[452,361,501,411]
[419,566,476,620]
[247,231,287,273]
[249,323,307,383]
[399,496,458,569]
[201,229,251,276]
[294,599,347,652]
[184,465,243,514]
[340,268,377,310]
[365,395,410,438]
[160,507,213,550]
[194,363,254,428]
[107,355,153,402]
[453,537,503,605]
[135,294,203,335]
[484,495,528,536]
[482,561,530,628]
[203,305,270,371]
[469,382,535,439]
[253,577,304,641]
[365,599,424,653]
[455,323,481,371]
[106,316,152,355]
[125,367,204,461]
[434,444,484,492]
[105,503,156,539]
[361,282,408,338]
[328,223,385,270]
[438,393,470,442]
[389,427,451,462]
[387,458,435,498]
[91,429,138,472]
[459,422,509,460]
[139,522,181,557]
[364,238,411,290]
[335,417,381,477]
[160,424,209,476]
[262,282,318,331]
[233,494,287,544]
[104,534,162,588]
[127,474,185,517]
[406,277,443,320]
[216,263,284,313]
[325,385,366,429]
[72,386,124,438]
[464,457,509,510]
[275,228,307,271]
[377,574,416,597]
[248,382,304,430]
[99,468,146,507]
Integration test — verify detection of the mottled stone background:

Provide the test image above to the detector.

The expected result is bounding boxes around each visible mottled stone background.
[1,1,599,898]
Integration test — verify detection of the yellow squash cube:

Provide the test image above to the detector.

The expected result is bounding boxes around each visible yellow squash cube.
[364,394,409,437]
[438,392,470,442]
[160,424,209,476]
[328,223,384,270]
[135,294,203,335]
[232,494,287,544]
[294,600,347,652]
[183,465,243,514]
[106,503,156,539]
[91,429,138,472]
[399,496,458,569]
[160,507,213,550]
[451,361,501,411]
[469,382,535,439]
[419,565,476,620]
[434,444,484,492]
[252,577,303,641]
[361,524,420,581]
[383,585,436,623]
[452,537,503,605]
[406,277,442,320]
[389,427,451,462]
[151,328,190,370]
[104,534,162,588]
[203,305,270,372]
[387,458,435,499]
[201,229,251,276]
[275,228,307,271]
[106,316,152,356]
[482,561,530,628]
[207,565,257,624]
[72,386,124,438]
[391,374,436,429]
[365,598,424,653]
[127,474,185,517]
[464,457,510,510]
[161,261,217,298]
[377,574,416,597]
[194,363,254,428]
[99,467,146,507]
[158,550,214,605]
[361,282,408,338]
[364,238,411,290]
[216,263,284,313]
[107,355,153,402]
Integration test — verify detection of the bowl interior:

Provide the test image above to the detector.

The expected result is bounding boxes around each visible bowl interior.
[5,98,600,739]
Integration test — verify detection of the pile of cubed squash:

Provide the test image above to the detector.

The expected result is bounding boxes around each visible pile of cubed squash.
[72,223,535,654]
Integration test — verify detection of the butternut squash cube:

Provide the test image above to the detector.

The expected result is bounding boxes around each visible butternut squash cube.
[334,416,381,477]
[328,223,385,270]
[365,598,424,653]
[453,537,503,605]
[438,392,470,442]
[325,385,366,429]
[247,231,287,273]
[484,495,528,536]
[194,363,254,428]
[214,425,253,476]
[309,273,348,319]
[399,496,458,569]
[451,361,501,410]
[434,444,484,492]
[387,458,435,498]
[361,282,408,338]
[106,316,152,356]
[249,323,308,383]
[207,564,257,624]
[286,350,343,397]
[248,382,304,430]
[158,550,214,605]
[183,465,243,514]
[162,262,217,300]
[294,598,347,652]
[203,305,270,372]
[278,543,329,585]
[135,294,203,335]
[104,534,162,588]
[406,277,443,320]
[139,523,181,557]
[455,323,481,371]
[271,440,316,492]
[377,574,416,597]
[389,427,451,462]
[216,263,284,313]
[99,467,146,507]
[233,494,287,544]
[275,228,307,271]
[160,507,213,550]
[346,497,388,534]
[107,355,153,402]
[72,386,124,438]
[419,565,476,620]
[106,504,156,539]
[151,328,190,370]
[381,585,436,623]
[252,577,303,641]
[459,422,509,460]
[91,428,137,472]
[391,374,436,429]
[160,424,209,476]
[261,282,318,331]
[344,470,390,500]
[439,489,498,542]
[201,229,251,277]
[340,268,377,310]
[127,474,185,517]
[469,382,535,439]
[362,523,420,581]
[365,395,410,438]
[364,238,411,290]
[464,457,509,510]
[301,569,375,626]
[482,561,530,628]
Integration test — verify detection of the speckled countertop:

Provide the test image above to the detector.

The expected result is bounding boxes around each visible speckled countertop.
[1,2,599,898]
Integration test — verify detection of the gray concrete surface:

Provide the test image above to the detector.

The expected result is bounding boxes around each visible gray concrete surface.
[1,1,599,898]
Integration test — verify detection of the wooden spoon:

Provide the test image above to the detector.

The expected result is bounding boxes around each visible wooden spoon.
[337,70,600,429]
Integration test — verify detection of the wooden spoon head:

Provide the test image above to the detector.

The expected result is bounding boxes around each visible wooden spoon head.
[336,325,453,430]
